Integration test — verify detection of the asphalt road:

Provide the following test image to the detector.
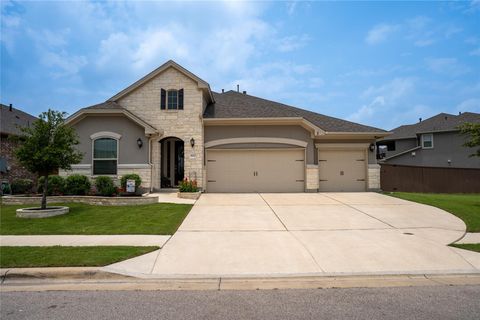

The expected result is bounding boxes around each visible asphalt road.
[1,285,479,320]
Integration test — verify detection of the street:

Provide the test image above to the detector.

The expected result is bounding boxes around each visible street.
[1,285,479,320]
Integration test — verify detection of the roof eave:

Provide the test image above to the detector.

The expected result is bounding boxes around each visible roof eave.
[65,108,160,136]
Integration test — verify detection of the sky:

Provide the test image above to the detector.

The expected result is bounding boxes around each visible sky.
[1,0,479,130]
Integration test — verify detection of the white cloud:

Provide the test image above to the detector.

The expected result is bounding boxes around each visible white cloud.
[41,51,87,78]
[361,77,415,103]
[425,58,470,76]
[309,77,325,88]
[414,39,435,47]
[348,96,385,123]
[365,24,398,45]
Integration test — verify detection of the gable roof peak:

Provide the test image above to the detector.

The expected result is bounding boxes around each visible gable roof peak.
[108,60,214,103]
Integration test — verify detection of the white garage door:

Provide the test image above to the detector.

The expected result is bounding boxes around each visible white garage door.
[318,150,366,192]
[206,149,305,192]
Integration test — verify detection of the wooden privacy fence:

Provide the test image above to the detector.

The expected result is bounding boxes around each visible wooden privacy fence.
[380,164,480,193]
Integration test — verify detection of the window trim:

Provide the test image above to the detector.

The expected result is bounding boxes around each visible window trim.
[421,133,434,149]
[167,89,179,110]
[91,135,119,176]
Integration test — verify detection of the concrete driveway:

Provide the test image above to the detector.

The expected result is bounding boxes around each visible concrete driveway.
[105,193,480,278]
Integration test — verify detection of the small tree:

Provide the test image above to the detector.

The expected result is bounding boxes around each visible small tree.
[14,109,83,209]
[459,122,480,157]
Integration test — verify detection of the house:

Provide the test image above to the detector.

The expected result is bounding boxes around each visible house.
[0,103,38,184]
[63,60,389,193]
[377,112,480,168]
[376,112,480,193]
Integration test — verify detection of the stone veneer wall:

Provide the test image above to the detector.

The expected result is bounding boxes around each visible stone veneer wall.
[59,164,152,190]
[306,164,319,191]
[368,164,381,190]
[116,67,205,190]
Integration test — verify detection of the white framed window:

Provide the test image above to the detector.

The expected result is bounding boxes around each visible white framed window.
[421,133,434,149]
[167,90,178,110]
[93,138,118,175]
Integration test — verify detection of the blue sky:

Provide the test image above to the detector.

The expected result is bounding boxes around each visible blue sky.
[1,1,479,130]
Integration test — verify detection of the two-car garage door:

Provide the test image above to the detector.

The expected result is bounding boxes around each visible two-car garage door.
[206,149,305,193]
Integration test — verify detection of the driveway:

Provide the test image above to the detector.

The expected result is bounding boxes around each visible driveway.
[105,193,480,277]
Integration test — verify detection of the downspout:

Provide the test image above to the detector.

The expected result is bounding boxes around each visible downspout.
[148,135,154,192]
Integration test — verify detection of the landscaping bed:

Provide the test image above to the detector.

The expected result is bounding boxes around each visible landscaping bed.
[0,202,192,235]
[1,195,159,206]
[387,192,480,233]
[450,243,480,253]
[0,246,159,268]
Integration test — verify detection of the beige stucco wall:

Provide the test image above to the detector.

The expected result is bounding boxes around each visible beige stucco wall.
[116,67,205,190]
[72,115,149,165]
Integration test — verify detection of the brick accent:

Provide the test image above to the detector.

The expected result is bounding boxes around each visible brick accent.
[116,68,204,190]
[0,136,38,185]
[368,164,381,190]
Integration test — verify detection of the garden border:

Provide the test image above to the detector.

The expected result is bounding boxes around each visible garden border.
[1,195,159,206]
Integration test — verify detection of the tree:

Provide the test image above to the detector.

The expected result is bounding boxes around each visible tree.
[14,109,83,209]
[459,122,480,157]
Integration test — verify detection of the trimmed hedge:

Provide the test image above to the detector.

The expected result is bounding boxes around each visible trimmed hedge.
[38,176,65,196]
[120,174,142,193]
[95,176,116,197]
[65,174,91,195]
[11,179,34,194]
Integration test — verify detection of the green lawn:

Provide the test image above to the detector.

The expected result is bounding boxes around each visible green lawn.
[450,243,480,253]
[387,192,480,233]
[0,246,159,268]
[0,202,192,235]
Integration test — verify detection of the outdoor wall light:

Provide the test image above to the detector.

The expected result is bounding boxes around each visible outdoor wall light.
[190,138,195,148]
[369,143,375,152]
[137,138,143,148]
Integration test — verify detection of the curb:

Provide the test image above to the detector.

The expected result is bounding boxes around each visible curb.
[2,268,480,292]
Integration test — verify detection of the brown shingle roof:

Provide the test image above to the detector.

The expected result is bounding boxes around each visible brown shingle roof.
[204,91,385,133]
[381,112,480,141]
[0,104,37,136]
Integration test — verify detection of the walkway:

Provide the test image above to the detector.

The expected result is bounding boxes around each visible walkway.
[0,235,170,247]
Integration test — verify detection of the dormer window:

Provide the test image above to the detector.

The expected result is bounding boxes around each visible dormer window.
[161,88,184,110]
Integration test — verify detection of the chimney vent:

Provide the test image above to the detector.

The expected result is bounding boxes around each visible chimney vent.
[419,117,422,122]
[9,104,13,111]
[459,111,462,115]
[222,89,224,93]
[243,91,247,94]
[237,84,239,92]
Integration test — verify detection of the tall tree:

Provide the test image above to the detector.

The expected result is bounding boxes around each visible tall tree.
[459,122,480,157]
[14,109,83,209]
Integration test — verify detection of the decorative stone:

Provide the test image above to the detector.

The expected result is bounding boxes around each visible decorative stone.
[3,195,159,206]
[16,206,69,218]
[177,191,201,200]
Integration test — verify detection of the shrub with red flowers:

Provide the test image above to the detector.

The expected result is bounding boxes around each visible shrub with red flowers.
[179,178,198,192]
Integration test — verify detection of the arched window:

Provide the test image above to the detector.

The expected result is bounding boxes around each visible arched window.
[93,138,118,175]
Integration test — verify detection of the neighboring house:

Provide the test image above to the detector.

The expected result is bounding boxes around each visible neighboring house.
[377,112,480,193]
[0,103,38,184]
[63,60,389,193]
[377,112,480,168]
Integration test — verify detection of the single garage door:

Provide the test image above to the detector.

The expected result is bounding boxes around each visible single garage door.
[318,150,366,192]
[207,149,305,192]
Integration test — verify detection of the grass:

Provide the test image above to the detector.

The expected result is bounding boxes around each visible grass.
[0,246,159,268]
[0,202,192,235]
[450,243,480,253]
[387,192,480,233]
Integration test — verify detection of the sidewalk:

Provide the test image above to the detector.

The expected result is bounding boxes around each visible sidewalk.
[456,233,480,244]
[0,235,170,247]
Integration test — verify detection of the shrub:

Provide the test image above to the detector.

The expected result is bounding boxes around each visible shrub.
[95,176,117,196]
[120,174,142,193]
[38,176,65,196]
[11,179,34,194]
[65,174,91,195]
[1,183,11,195]
[179,178,198,193]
